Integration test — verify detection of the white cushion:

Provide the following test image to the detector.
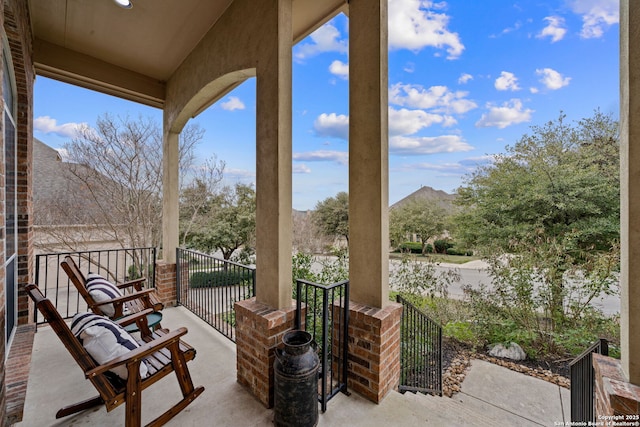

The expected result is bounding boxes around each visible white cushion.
[71,312,148,380]
[86,273,123,317]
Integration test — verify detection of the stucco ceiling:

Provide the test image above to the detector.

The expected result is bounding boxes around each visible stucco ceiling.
[28,0,346,108]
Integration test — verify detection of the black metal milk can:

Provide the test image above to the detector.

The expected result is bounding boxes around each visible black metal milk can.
[274,330,320,427]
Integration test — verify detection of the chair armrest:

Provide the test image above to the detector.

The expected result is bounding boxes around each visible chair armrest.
[116,277,147,291]
[90,288,156,308]
[85,327,188,378]
[113,308,154,328]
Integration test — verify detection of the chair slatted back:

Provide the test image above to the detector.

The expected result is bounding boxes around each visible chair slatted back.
[26,284,118,401]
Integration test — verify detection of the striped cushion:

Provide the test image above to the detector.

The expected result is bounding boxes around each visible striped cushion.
[71,312,148,380]
[86,273,124,317]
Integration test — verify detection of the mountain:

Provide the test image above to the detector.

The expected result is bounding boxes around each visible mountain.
[390,186,456,210]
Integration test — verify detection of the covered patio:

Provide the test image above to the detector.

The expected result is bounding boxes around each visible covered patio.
[16,305,570,427]
[0,0,639,425]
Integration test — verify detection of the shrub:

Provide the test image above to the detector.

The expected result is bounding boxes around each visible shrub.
[434,239,454,254]
[398,242,422,254]
[444,321,476,343]
[446,247,466,256]
[190,269,253,288]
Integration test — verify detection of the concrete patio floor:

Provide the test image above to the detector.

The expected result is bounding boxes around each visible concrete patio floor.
[16,306,570,426]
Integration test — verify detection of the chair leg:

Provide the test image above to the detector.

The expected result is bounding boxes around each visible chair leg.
[146,386,205,427]
[56,395,104,419]
[125,361,143,427]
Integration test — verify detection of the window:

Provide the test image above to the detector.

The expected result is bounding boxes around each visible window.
[3,42,17,346]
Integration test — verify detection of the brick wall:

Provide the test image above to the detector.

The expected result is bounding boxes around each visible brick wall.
[155,261,177,307]
[593,353,640,418]
[5,0,34,328]
[235,298,296,408]
[2,1,34,425]
[345,302,402,403]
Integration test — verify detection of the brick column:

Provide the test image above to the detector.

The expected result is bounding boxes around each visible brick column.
[235,298,296,408]
[346,302,402,403]
[594,353,640,417]
[154,261,177,307]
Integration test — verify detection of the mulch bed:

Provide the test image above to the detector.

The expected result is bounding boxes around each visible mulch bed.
[441,338,571,397]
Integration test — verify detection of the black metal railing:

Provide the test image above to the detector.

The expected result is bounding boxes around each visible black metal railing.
[176,248,256,342]
[295,279,349,412]
[397,294,443,396]
[570,338,609,423]
[34,247,157,323]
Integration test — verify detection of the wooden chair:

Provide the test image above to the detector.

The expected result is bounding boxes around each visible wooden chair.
[26,283,204,427]
[61,255,164,320]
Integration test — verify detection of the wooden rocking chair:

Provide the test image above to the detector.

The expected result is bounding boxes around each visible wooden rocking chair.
[61,255,164,320]
[26,283,204,427]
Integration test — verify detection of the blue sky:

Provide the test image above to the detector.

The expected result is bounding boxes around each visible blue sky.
[34,0,619,211]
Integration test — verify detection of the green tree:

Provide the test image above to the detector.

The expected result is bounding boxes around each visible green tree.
[186,183,256,260]
[390,199,448,255]
[453,111,619,326]
[179,156,226,245]
[312,192,349,244]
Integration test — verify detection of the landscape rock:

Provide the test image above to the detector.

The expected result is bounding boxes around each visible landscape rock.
[488,342,527,361]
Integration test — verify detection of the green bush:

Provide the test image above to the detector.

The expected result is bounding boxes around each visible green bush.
[444,321,476,342]
[190,269,253,288]
[434,239,454,254]
[446,247,467,256]
[397,242,432,254]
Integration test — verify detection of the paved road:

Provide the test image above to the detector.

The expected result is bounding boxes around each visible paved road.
[425,260,620,316]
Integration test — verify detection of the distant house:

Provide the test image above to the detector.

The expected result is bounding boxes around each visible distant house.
[33,138,123,253]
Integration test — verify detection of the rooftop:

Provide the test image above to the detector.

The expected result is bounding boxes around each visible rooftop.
[16,305,570,426]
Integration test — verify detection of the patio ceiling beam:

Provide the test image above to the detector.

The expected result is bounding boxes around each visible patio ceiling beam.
[33,39,165,108]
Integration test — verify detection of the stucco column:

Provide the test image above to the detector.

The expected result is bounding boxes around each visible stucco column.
[620,0,640,385]
[255,0,293,309]
[348,0,389,308]
[161,130,180,264]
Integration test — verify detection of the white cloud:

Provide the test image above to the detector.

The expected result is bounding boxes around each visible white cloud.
[493,21,523,37]
[475,99,534,129]
[220,96,245,111]
[403,62,416,73]
[389,83,477,114]
[224,168,255,182]
[536,68,571,90]
[495,71,520,91]
[537,16,567,43]
[294,23,348,60]
[390,134,473,155]
[313,113,349,140]
[397,162,469,177]
[388,0,464,59]
[458,73,473,84]
[529,87,540,94]
[389,107,447,136]
[568,0,619,39]
[293,164,312,174]
[329,60,349,80]
[34,116,85,138]
[293,150,348,165]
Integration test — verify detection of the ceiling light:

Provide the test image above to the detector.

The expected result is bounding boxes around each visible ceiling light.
[113,0,132,9]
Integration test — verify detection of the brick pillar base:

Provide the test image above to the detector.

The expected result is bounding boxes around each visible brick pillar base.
[154,261,177,307]
[235,298,296,408]
[347,302,402,403]
[593,353,640,417]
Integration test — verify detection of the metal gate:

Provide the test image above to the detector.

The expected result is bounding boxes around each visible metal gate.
[397,294,443,395]
[570,338,609,423]
[294,278,349,412]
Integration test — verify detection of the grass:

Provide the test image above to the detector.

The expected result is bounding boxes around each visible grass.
[388,252,481,264]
